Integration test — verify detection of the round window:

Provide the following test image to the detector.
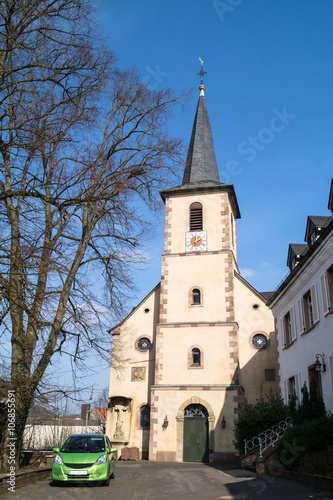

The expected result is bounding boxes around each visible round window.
[137,337,152,352]
[252,334,268,350]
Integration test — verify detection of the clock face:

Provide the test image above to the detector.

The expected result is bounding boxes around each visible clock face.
[186,231,207,252]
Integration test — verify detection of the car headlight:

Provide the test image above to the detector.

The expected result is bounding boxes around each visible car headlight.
[94,454,107,465]
[54,454,64,465]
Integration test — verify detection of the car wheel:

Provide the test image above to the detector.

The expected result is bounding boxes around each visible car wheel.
[103,476,110,486]
[110,470,115,479]
[51,480,60,487]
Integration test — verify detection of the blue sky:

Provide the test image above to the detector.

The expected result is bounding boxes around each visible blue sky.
[78,0,333,400]
[95,0,333,295]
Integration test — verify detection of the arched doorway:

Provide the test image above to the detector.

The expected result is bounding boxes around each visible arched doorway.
[183,404,209,462]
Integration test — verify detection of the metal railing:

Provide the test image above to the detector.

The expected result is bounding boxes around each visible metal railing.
[244,417,293,458]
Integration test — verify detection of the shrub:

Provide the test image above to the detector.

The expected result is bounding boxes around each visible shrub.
[234,392,289,454]
[298,447,333,477]
[291,380,326,424]
[277,414,333,473]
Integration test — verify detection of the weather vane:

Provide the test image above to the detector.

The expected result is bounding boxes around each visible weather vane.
[197,57,208,85]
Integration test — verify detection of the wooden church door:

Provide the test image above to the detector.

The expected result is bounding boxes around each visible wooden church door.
[183,404,209,462]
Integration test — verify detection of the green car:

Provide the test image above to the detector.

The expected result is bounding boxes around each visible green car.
[52,433,117,486]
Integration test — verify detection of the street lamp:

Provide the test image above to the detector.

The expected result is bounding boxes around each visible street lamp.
[314,353,326,372]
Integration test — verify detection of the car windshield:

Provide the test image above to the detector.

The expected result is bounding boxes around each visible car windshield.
[61,435,105,453]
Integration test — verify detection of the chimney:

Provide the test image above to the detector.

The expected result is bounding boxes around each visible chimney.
[81,403,91,422]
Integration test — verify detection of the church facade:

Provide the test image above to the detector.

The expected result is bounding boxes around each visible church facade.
[106,82,277,462]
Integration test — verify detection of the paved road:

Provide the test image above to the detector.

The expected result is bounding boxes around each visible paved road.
[1,461,333,500]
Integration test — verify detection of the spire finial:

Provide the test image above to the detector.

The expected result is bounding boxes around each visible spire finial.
[197,58,207,96]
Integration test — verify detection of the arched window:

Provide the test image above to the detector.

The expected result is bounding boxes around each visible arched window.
[139,405,150,429]
[188,346,203,368]
[192,348,201,366]
[192,288,201,305]
[190,202,203,231]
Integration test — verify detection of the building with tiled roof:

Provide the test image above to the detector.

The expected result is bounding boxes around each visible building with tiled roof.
[268,180,333,411]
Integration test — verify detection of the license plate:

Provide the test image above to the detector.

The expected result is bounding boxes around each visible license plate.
[68,470,88,476]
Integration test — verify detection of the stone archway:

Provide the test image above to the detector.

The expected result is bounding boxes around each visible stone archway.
[176,396,215,462]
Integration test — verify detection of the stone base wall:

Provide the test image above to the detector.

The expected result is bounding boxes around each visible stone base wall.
[156,451,177,462]
[213,451,237,462]
[121,447,139,460]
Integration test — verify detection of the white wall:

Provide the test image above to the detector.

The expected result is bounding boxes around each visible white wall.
[270,230,333,412]
[22,422,105,450]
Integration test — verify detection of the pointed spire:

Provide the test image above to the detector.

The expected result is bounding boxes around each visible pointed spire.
[182,61,220,185]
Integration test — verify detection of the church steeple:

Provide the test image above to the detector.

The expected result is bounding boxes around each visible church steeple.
[182,63,220,185]
[160,62,240,220]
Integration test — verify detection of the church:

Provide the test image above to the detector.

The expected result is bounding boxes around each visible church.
[106,76,277,463]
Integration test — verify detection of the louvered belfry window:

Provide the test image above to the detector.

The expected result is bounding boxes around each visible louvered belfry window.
[190,202,203,231]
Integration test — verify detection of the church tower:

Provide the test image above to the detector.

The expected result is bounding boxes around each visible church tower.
[106,73,277,463]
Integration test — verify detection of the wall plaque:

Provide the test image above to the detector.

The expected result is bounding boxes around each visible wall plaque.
[131,366,146,381]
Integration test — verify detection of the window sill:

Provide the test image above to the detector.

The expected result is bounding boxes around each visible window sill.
[301,324,316,335]
[283,339,297,349]
[308,323,316,332]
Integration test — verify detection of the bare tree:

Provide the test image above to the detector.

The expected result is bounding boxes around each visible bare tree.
[98,387,109,410]
[0,0,186,468]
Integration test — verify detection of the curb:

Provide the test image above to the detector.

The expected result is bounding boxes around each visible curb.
[266,468,333,493]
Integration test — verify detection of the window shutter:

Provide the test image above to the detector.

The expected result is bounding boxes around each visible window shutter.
[290,306,297,341]
[284,380,289,404]
[297,298,305,334]
[310,283,319,324]
[327,267,333,310]
[295,373,301,405]
[280,318,286,348]
[330,355,333,393]
[320,272,330,316]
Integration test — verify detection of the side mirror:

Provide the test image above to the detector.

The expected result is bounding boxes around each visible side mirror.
[53,447,60,453]
[110,447,117,453]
